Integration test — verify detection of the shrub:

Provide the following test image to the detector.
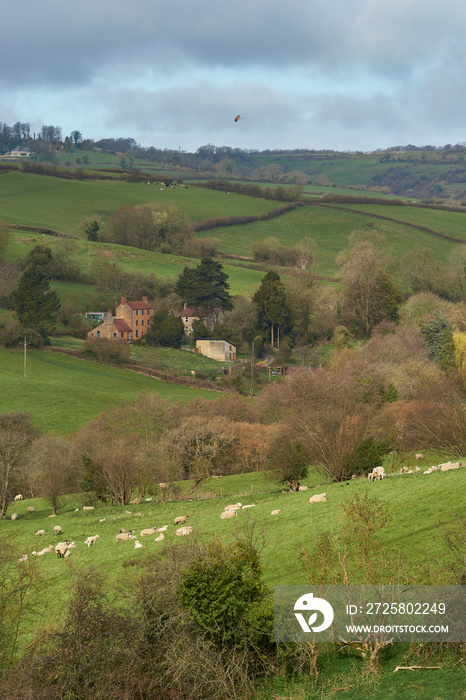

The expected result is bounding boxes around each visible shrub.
[83,338,131,364]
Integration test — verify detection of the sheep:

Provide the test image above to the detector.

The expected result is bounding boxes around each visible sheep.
[14,494,23,501]
[68,542,76,549]
[140,526,158,536]
[400,466,409,474]
[154,533,165,541]
[241,504,256,509]
[64,550,72,558]
[27,506,35,513]
[157,525,168,532]
[116,531,134,541]
[10,513,18,520]
[134,513,142,517]
[145,497,153,502]
[41,544,53,554]
[130,497,141,505]
[82,506,95,511]
[134,540,143,549]
[440,461,461,471]
[309,493,327,504]
[298,485,309,491]
[18,554,28,563]
[119,528,127,533]
[176,526,193,536]
[55,541,69,558]
[224,503,241,512]
[174,516,188,526]
[84,535,100,547]
[415,453,425,460]
[54,525,62,535]
[372,467,386,480]
[99,518,106,523]
[35,529,46,536]
[220,511,237,519]
[271,509,282,515]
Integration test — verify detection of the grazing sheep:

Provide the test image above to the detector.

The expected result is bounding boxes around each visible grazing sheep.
[415,453,425,460]
[440,461,461,471]
[55,541,69,558]
[309,493,327,504]
[140,526,157,536]
[84,535,100,547]
[82,506,95,511]
[134,540,143,549]
[54,525,62,535]
[27,506,35,513]
[373,467,386,480]
[176,526,193,536]
[18,554,28,562]
[298,485,309,491]
[11,513,18,520]
[220,511,237,519]
[14,494,23,501]
[174,515,188,526]
[154,534,165,541]
[35,529,46,536]
[224,503,241,512]
[271,509,282,515]
[116,531,134,542]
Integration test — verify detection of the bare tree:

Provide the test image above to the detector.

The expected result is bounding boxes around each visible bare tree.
[0,413,38,518]
[30,436,80,515]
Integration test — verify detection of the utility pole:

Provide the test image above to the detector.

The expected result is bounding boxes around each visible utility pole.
[248,341,255,396]
[23,337,27,379]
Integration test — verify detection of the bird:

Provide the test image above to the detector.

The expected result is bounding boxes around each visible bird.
[234,115,244,122]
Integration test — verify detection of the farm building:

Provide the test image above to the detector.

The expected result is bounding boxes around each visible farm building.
[178,304,225,336]
[87,297,154,341]
[196,339,236,362]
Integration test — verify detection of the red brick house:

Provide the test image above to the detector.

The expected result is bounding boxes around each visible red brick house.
[87,297,153,341]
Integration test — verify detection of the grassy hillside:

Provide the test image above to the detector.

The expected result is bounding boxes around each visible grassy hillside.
[0,171,278,235]
[0,347,219,434]
[2,464,464,682]
[199,203,463,277]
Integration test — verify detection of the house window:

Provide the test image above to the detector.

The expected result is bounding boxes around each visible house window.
[136,310,139,315]
[97,331,100,338]
[113,332,116,338]
[141,319,144,326]
[121,332,124,338]
[136,330,139,338]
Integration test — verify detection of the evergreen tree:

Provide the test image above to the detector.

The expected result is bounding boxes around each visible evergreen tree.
[11,264,60,337]
[158,316,184,348]
[175,257,232,312]
[252,271,291,347]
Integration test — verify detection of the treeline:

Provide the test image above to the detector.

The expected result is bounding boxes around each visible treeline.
[196,178,304,202]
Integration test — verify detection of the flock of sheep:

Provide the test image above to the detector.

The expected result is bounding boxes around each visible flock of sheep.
[12,456,464,563]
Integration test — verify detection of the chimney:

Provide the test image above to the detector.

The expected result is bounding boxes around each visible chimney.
[184,302,187,310]
[105,311,113,325]
[121,297,127,305]
[142,296,148,302]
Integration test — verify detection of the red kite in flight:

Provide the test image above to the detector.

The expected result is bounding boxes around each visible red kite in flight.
[234,115,244,122]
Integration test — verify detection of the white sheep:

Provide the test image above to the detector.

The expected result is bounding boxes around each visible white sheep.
[64,550,71,558]
[400,466,409,474]
[11,513,18,520]
[134,540,143,549]
[298,485,309,491]
[35,529,46,536]
[220,511,237,519]
[27,506,35,513]
[241,504,256,509]
[68,542,77,549]
[309,493,327,504]
[145,497,153,502]
[176,526,193,536]
[271,509,282,515]
[140,526,158,536]
[99,518,106,522]
[14,494,23,501]
[224,503,242,512]
[55,541,69,558]
[415,453,425,460]
[54,525,62,535]
[440,462,461,471]
[40,544,53,554]
[154,533,165,541]
[157,525,168,532]
[82,506,95,511]
[84,535,100,547]
[116,531,134,541]
[18,554,28,562]
[174,515,188,526]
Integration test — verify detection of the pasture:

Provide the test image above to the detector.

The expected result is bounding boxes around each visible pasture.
[0,347,219,434]
[2,462,465,684]
[0,170,278,235]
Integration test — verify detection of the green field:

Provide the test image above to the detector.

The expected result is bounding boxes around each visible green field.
[2,463,465,698]
[199,203,463,276]
[0,171,278,235]
[0,347,219,434]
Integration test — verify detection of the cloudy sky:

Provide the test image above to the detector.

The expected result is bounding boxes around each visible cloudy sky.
[2,0,465,153]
